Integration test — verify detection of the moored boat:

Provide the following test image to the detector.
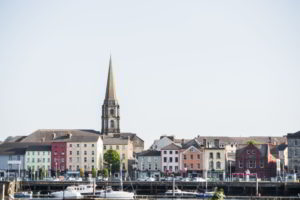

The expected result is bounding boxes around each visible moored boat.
[51,186,82,199]
[14,191,33,198]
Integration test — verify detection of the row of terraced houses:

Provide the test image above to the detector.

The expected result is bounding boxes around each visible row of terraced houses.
[0,58,299,180]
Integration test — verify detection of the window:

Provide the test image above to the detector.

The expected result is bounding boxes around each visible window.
[43,152,45,155]
[197,154,200,159]
[38,152,40,156]
[84,151,87,155]
[169,151,173,154]
[260,160,264,168]
[92,151,94,155]
[43,158,45,163]
[169,166,172,171]
[149,163,151,170]
[247,150,250,154]
[175,151,178,154]
[191,164,193,169]
[155,163,158,170]
[198,164,200,169]
[209,152,213,159]
[184,163,187,168]
[184,155,187,160]
[239,161,243,168]
[84,157,87,163]
[249,160,256,168]
[116,145,119,150]
[92,157,94,163]
[169,157,173,162]
[77,151,80,155]
[48,158,50,162]
[84,144,87,147]
[69,158,72,162]
[216,162,221,169]
[37,158,40,163]
[217,152,221,159]
[70,151,72,155]
[295,140,298,146]
[142,164,145,170]
[190,155,193,159]
[110,146,112,150]
[122,153,125,159]
[77,144,80,147]
[92,144,94,147]
[175,157,178,162]
[164,151,167,154]
[164,157,167,162]
[32,152,35,155]
[164,166,167,171]
[110,120,115,128]
[110,109,115,115]
[209,161,214,169]
[77,157,80,162]
[69,165,72,170]
[77,165,80,170]
[70,144,72,147]
[175,166,178,172]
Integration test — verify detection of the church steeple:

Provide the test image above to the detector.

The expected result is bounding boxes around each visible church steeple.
[101,57,120,135]
[105,56,117,101]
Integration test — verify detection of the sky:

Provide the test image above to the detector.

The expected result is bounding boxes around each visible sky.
[0,0,299,148]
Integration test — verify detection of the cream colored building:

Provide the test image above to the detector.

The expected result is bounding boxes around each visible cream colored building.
[66,135,103,172]
[203,148,226,180]
[103,136,134,172]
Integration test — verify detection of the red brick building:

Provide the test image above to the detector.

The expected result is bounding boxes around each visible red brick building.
[235,143,276,179]
[51,142,67,175]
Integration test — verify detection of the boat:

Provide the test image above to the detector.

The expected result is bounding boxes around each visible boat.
[165,189,197,197]
[14,191,33,198]
[98,187,134,199]
[196,191,214,198]
[97,149,134,199]
[66,184,100,195]
[51,186,82,199]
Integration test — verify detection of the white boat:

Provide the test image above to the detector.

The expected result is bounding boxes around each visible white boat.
[165,189,197,197]
[14,191,33,198]
[67,184,98,195]
[98,187,134,199]
[51,186,82,199]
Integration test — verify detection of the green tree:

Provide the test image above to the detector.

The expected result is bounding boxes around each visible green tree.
[102,168,109,178]
[212,188,225,200]
[39,168,45,180]
[92,168,97,178]
[247,140,258,145]
[104,150,120,174]
[80,168,85,177]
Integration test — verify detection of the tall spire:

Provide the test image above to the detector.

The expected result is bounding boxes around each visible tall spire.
[101,56,120,135]
[105,56,117,101]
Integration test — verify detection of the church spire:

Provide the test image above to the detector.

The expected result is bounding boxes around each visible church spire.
[105,56,117,101]
[101,56,120,135]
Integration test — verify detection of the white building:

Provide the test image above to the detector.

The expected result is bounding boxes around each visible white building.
[203,148,226,180]
[161,143,181,173]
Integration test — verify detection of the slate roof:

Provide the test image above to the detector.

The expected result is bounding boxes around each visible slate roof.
[103,137,129,145]
[236,143,269,157]
[137,150,161,157]
[0,142,50,155]
[161,143,181,150]
[4,136,27,143]
[287,131,300,138]
[182,139,201,149]
[27,145,52,151]
[195,136,286,145]
[20,129,101,143]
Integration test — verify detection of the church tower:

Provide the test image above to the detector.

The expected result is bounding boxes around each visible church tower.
[101,57,120,135]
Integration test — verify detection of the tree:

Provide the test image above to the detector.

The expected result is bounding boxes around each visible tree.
[92,168,97,178]
[102,168,109,178]
[247,140,258,145]
[104,150,120,174]
[39,168,46,180]
[212,188,225,200]
[80,168,84,177]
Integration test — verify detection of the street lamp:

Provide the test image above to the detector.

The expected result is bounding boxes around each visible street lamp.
[110,164,112,181]
[55,162,58,178]
[229,160,232,182]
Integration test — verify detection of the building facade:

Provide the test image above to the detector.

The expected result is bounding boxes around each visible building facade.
[137,150,161,179]
[235,144,276,179]
[51,142,67,174]
[287,131,300,175]
[25,145,51,178]
[66,136,103,173]
[161,143,181,174]
[203,148,226,180]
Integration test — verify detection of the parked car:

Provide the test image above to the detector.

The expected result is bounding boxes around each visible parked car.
[76,177,83,182]
[136,177,147,181]
[146,177,155,182]
[181,177,191,182]
[165,177,173,181]
[192,177,206,182]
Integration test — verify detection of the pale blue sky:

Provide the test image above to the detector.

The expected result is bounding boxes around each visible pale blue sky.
[0,0,299,148]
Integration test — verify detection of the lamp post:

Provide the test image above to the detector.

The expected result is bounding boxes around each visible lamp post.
[55,162,57,178]
[110,164,112,181]
[229,160,232,182]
